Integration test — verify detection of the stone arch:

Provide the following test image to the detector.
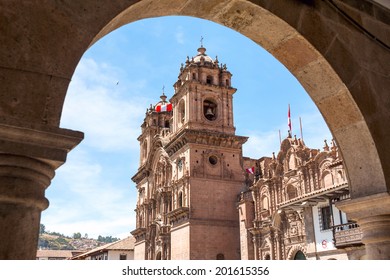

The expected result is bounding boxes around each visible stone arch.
[68,1,390,198]
[2,0,388,196]
[1,0,389,259]
[287,245,307,260]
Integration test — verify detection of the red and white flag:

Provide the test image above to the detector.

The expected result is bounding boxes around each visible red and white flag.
[155,103,172,112]
[246,167,255,174]
[288,104,292,132]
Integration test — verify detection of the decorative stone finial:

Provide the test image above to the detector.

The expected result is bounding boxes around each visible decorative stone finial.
[323,139,329,151]
[160,86,167,103]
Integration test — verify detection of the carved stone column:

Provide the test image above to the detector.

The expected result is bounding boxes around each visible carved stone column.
[336,192,390,260]
[0,122,83,259]
[252,235,259,260]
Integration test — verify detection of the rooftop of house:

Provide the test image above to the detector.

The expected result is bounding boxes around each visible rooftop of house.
[36,249,84,259]
[71,236,135,260]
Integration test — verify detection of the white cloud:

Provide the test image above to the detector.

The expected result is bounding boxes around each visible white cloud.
[242,112,333,159]
[175,26,185,45]
[61,58,150,152]
[42,58,147,239]
[43,147,137,239]
[243,130,280,159]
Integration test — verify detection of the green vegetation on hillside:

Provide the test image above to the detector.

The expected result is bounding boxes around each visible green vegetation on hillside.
[38,224,120,250]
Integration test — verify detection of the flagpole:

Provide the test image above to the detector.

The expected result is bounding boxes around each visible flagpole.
[279,129,282,145]
[299,116,304,142]
[287,104,292,137]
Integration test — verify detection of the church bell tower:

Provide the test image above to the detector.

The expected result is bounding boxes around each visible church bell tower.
[132,44,247,260]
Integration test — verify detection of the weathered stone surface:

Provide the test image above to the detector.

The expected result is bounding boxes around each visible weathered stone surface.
[0,0,389,259]
[337,193,390,259]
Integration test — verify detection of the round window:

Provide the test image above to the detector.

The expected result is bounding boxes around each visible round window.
[209,155,218,165]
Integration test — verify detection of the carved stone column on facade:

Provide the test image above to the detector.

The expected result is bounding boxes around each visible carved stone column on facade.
[274,230,281,260]
[0,122,83,259]
[336,193,390,260]
[252,235,259,260]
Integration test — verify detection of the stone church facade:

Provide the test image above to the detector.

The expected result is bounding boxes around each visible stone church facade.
[131,46,364,260]
[239,137,364,260]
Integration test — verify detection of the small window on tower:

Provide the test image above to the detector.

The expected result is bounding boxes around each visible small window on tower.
[142,140,148,161]
[209,155,218,165]
[206,75,213,85]
[178,192,183,207]
[179,100,185,124]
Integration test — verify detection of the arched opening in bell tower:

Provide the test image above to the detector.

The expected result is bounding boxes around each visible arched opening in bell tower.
[4,0,382,261]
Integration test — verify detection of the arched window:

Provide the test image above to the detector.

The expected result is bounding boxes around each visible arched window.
[289,154,296,170]
[179,100,185,124]
[337,170,344,184]
[142,140,148,161]
[322,172,333,188]
[206,75,213,85]
[294,250,306,260]
[264,254,271,260]
[287,185,298,200]
[178,192,183,208]
[262,196,269,210]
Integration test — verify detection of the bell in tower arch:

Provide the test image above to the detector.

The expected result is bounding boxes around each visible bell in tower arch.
[205,107,215,119]
[204,99,217,121]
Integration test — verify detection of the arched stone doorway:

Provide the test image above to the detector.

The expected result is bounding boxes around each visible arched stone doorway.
[0,0,389,259]
[294,251,307,260]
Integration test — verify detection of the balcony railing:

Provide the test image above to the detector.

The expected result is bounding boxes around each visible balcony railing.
[333,222,363,248]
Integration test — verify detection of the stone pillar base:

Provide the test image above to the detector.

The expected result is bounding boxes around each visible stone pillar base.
[336,192,390,260]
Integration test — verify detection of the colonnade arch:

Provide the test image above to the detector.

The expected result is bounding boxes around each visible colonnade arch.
[0,0,389,259]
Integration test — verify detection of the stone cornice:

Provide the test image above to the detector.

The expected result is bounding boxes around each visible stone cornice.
[131,167,149,184]
[166,207,189,227]
[164,129,248,156]
[0,122,83,168]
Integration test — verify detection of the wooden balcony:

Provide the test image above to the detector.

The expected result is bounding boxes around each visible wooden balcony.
[333,222,363,248]
[278,182,349,210]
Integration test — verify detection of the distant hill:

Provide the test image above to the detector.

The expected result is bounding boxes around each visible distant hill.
[38,225,120,251]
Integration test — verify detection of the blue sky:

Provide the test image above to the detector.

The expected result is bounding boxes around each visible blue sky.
[41,16,332,239]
